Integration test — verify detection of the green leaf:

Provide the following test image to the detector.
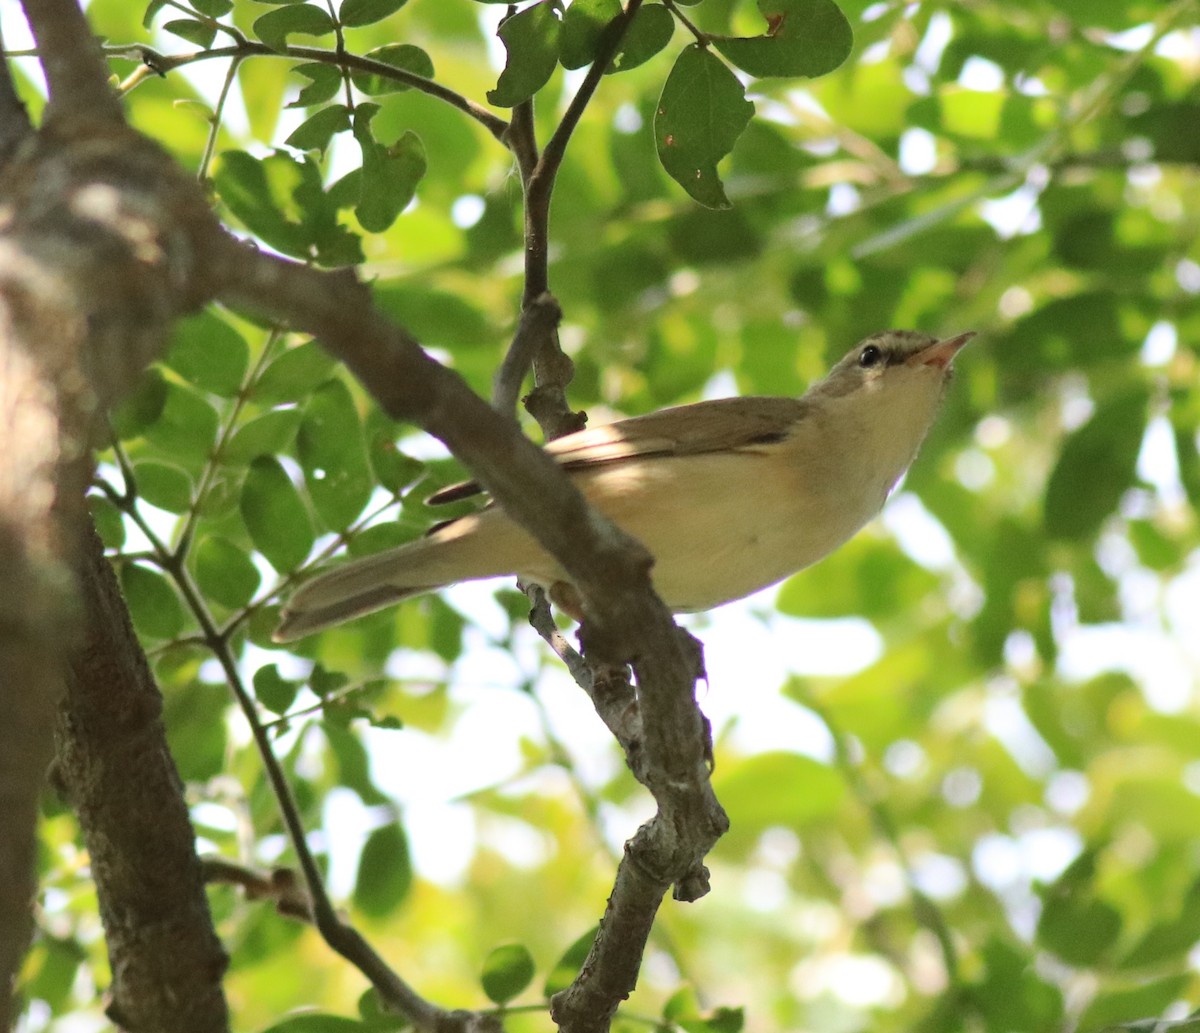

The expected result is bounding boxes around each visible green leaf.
[194,536,262,609]
[222,409,304,465]
[133,461,193,513]
[89,494,126,549]
[214,150,310,257]
[143,0,169,26]
[481,943,536,1004]
[253,340,338,403]
[353,110,427,233]
[253,663,299,714]
[349,45,435,95]
[21,937,86,1014]
[1120,878,1200,969]
[143,383,220,465]
[193,0,234,15]
[297,379,373,530]
[120,563,186,640]
[654,45,754,209]
[285,104,351,154]
[258,1015,375,1033]
[164,18,217,47]
[253,4,334,52]
[367,431,423,493]
[287,63,343,108]
[560,0,620,70]
[776,536,939,619]
[607,3,673,74]
[1044,387,1148,541]
[1078,973,1192,1033]
[165,310,249,397]
[1035,850,1122,966]
[486,1,562,108]
[712,752,844,838]
[1000,293,1142,371]
[543,927,596,997]
[112,368,168,439]
[240,456,314,571]
[713,0,853,79]
[373,282,492,349]
[339,0,407,27]
[353,821,413,918]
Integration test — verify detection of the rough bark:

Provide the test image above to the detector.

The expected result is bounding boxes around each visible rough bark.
[52,523,230,1033]
[0,5,226,1020]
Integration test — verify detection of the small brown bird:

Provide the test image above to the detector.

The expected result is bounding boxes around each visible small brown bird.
[274,329,973,642]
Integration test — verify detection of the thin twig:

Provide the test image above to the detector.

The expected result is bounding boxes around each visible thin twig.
[196,54,242,184]
[524,584,592,689]
[491,293,562,416]
[113,41,509,142]
[534,0,645,234]
[176,563,451,1028]
[661,0,707,45]
[104,439,455,1029]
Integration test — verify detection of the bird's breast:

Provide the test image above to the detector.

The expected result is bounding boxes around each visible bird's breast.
[568,444,880,611]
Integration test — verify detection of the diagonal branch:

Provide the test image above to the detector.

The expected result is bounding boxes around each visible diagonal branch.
[213,238,727,1032]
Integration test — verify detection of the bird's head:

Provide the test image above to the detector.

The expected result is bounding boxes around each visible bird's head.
[815,329,974,411]
[808,329,975,481]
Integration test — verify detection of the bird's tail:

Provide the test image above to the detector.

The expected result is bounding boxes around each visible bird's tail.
[272,539,446,642]
[272,512,535,642]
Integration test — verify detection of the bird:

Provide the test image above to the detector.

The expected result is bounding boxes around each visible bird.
[273,329,974,642]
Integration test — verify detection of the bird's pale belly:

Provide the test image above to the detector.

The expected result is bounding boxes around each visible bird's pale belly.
[543,450,878,612]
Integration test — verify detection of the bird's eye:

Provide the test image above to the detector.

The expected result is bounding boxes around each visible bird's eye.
[859,344,883,368]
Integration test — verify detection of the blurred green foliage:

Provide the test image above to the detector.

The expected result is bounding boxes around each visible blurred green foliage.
[17,0,1200,1031]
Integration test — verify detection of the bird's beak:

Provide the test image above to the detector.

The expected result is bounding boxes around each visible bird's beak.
[909,331,976,369]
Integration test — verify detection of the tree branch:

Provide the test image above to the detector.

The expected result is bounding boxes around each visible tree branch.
[0,29,33,167]
[0,25,228,1016]
[500,3,646,439]
[492,292,563,417]
[57,522,230,1033]
[20,0,124,123]
[214,241,727,1030]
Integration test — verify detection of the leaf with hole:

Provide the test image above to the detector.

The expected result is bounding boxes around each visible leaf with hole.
[654,46,754,209]
[297,379,373,530]
[607,3,673,74]
[353,109,427,233]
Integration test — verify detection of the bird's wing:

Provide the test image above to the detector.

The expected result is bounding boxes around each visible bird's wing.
[427,396,809,505]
